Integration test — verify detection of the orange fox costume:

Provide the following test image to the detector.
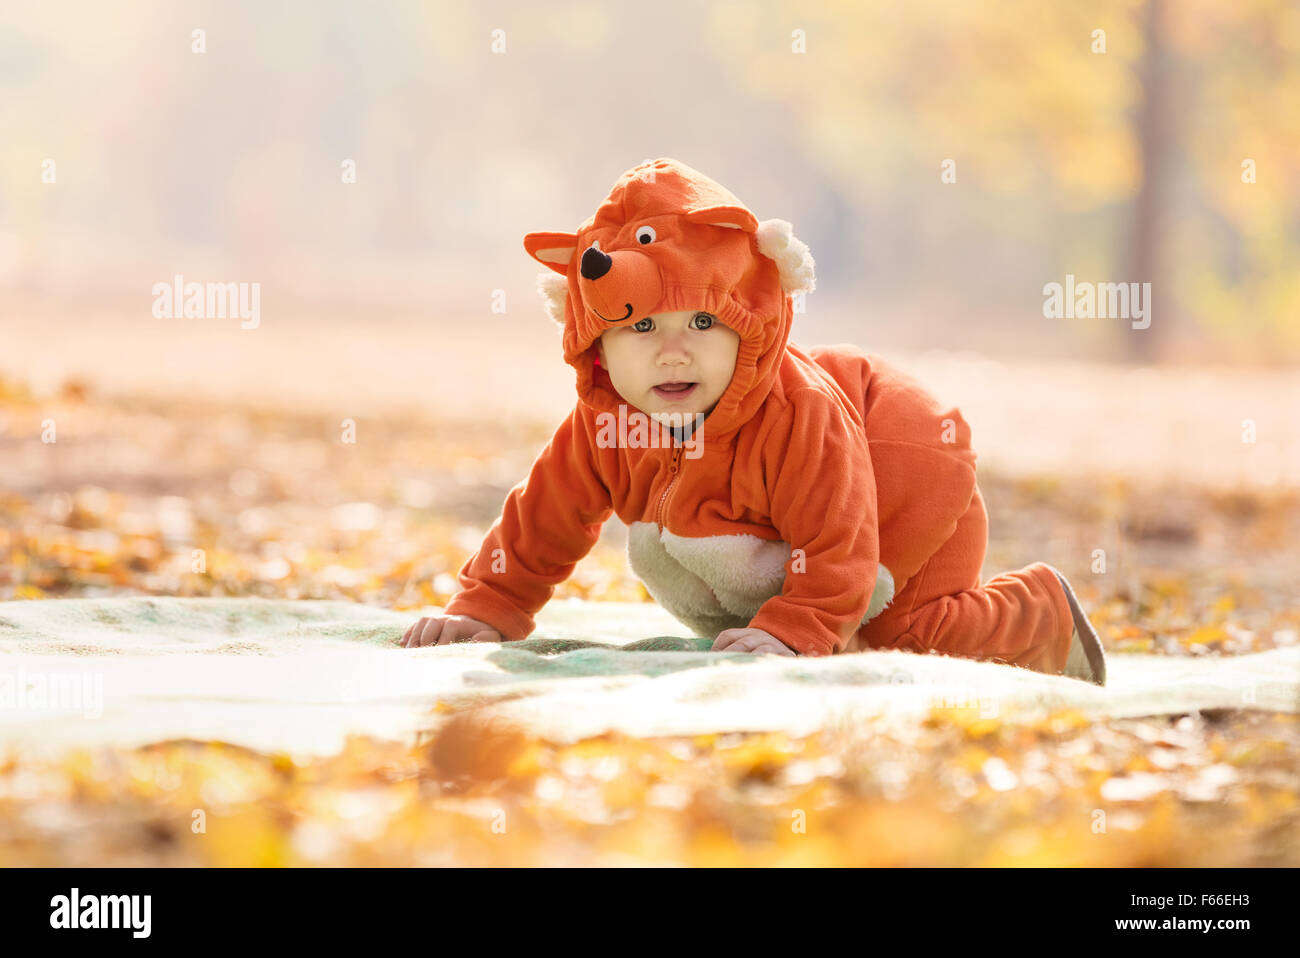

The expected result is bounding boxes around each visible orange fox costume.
[444,158,1076,672]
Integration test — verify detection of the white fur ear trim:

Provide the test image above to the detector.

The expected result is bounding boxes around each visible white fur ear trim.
[755,218,816,295]
[536,271,569,328]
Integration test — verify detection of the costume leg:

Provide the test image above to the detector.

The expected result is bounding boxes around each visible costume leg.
[848,487,1074,675]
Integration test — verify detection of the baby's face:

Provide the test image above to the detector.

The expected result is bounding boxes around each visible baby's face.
[595,310,740,423]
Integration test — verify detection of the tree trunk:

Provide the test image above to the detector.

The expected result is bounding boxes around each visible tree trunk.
[1126,0,1172,363]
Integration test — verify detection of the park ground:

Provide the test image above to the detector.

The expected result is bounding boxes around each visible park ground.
[0,323,1297,865]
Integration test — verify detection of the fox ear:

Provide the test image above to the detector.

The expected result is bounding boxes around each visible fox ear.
[524,231,578,274]
[536,271,569,328]
[755,218,816,295]
[683,205,759,232]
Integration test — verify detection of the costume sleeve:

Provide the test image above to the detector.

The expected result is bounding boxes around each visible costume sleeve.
[747,390,880,656]
[442,405,613,640]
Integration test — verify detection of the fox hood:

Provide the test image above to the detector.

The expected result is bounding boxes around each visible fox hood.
[524,157,815,438]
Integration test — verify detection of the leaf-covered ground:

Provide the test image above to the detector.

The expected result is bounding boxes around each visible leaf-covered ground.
[2,712,1296,866]
[0,375,1297,865]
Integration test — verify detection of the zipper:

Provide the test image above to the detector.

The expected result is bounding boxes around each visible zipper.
[655,444,684,532]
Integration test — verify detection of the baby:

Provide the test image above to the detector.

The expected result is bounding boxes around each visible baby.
[402,158,1106,685]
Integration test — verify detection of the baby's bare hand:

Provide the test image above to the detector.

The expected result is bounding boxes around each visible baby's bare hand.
[400,614,504,648]
[712,627,796,656]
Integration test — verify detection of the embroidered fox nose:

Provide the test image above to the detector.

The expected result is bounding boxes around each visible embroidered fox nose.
[581,245,612,280]
[577,238,664,324]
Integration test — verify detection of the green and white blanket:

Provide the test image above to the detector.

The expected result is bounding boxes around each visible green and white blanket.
[0,597,1295,758]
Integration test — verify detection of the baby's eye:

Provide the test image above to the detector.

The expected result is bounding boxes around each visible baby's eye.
[635,225,656,244]
[692,312,714,330]
[632,317,654,332]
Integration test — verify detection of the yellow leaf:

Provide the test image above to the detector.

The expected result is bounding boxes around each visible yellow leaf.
[1044,709,1091,734]
[1184,626,1227,645]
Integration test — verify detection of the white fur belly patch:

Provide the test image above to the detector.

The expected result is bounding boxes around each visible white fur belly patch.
[626,522,894,639]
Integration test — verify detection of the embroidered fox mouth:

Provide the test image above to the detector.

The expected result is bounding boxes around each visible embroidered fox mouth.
[593,303,634,322]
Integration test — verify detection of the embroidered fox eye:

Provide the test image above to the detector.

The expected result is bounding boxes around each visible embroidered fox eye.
[692,312,714,330]
[632,317,653,332]
[635,226,656,244]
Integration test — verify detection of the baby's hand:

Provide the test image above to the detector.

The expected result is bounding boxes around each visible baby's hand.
[401,614,504,648]
[712,627,797,656]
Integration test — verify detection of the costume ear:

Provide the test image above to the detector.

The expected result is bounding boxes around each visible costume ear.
[755,218,816,295]
[524,231,578,274]
[536,271,569,328]
[682,205,759,232]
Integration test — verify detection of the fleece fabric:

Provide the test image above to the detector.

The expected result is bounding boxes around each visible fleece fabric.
[445,158,1072,667]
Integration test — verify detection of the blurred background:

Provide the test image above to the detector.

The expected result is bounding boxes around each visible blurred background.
[2,0,1298,588]
[1,0,1298,868]
[3,0,1299,378]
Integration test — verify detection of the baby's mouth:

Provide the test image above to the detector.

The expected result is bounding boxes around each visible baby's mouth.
[652,382,698,401]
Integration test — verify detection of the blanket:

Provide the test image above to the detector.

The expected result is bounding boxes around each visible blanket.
[0,596,1295,758]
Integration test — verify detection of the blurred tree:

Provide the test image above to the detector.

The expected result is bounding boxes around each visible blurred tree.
[1126,0,1173,363]
[710,0,1299,363]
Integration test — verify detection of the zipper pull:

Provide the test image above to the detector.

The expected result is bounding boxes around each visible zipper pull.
[656,446,683,531]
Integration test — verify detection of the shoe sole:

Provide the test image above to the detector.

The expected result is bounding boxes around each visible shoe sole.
[1045,565,1107,686]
